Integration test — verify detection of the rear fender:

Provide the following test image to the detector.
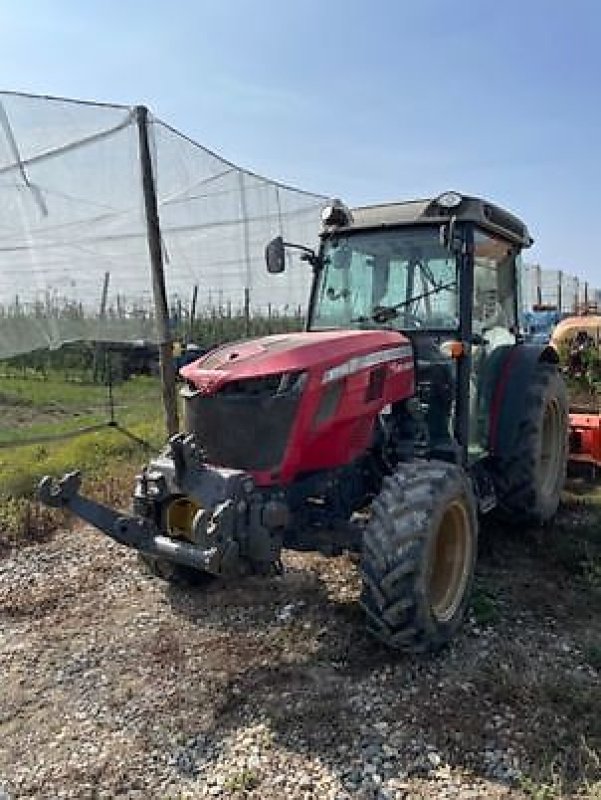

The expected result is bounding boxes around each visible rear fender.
[479,344,559,456]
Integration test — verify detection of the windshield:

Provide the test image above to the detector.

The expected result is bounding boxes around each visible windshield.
[311,227,459,332]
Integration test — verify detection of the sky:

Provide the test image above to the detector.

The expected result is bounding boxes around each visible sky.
[1,0,600,285]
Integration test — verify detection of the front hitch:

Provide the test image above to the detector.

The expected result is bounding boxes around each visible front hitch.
[37,472,220,573]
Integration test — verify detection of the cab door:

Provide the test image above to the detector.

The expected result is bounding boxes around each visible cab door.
[468,229,519,459]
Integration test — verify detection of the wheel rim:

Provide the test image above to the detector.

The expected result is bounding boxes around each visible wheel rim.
[428,499,472,623]
[540,398,563,497]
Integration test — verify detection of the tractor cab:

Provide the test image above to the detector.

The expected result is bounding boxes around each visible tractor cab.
[267,192,532,465]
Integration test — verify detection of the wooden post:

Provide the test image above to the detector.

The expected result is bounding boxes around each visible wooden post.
[135,105,179,437]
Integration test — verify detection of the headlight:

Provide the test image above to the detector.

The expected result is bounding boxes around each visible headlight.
[436,191,463,210]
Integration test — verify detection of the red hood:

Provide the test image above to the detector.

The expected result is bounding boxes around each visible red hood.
[180,330,410,393]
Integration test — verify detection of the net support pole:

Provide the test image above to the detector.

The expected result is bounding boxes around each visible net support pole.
[135,105,179,437]
[189,284,198,342]
[244,287,251,337]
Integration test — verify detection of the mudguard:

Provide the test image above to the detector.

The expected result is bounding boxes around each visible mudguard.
[477,343,559,456]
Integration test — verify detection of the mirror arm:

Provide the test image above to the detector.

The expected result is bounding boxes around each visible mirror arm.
[284,242,321,268]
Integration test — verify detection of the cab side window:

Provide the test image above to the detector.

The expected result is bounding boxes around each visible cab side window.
[473,230,517,338]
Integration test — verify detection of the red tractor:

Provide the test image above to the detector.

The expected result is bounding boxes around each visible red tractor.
[39,192,569,652]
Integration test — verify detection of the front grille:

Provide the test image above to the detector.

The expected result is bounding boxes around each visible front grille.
[184,375,303,472]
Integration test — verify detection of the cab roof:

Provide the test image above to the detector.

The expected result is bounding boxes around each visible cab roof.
[325,193,533,249]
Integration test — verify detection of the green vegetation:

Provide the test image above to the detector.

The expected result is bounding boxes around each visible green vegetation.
[470,583,501,625]
[1,303,304,365]
[0,367,164,550]
[555,338,601,407]
[189,303,303,346]
[224,768,260,792]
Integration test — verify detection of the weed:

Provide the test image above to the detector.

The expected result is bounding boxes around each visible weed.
[518,772,562,799]
[0,496,63,552]
[224,768,260,792]
[470,585,500,625]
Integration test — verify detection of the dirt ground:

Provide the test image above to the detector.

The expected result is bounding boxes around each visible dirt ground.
[0,501,600,799]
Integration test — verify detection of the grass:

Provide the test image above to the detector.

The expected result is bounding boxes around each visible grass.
[0,370,166,550]
[0,372,161,444]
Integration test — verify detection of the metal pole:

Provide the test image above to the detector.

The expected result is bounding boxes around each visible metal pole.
[93,271,110,383]
[189,284,198,342]
[100,271,110,317]
[135,105,179,437]
[557,270,562,313]
[244,287,251,338]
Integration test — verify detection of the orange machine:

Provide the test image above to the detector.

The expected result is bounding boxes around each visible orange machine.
[569,412,601,470]
[551,314,601,352]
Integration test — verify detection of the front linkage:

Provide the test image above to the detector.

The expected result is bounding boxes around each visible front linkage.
[38,433,285,578]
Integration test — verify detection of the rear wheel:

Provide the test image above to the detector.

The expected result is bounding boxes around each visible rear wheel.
[360,461,478,652]
[494,365,568,523]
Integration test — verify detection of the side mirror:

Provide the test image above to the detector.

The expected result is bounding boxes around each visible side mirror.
[265,236,286,274]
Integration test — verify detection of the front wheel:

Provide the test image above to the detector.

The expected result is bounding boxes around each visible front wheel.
[360,461,478,652]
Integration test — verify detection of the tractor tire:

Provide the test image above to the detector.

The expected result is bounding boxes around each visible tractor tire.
[137,553,215,587]
[360,460,478,652]
[493,364,568,523]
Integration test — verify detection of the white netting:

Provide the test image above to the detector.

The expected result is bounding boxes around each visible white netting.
[1,91,598,362]
[0,92,325,359]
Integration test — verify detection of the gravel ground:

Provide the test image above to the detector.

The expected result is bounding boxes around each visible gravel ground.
[0,510,599,799]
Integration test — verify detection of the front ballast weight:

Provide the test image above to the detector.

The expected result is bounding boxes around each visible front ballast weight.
[37,433,286,579]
